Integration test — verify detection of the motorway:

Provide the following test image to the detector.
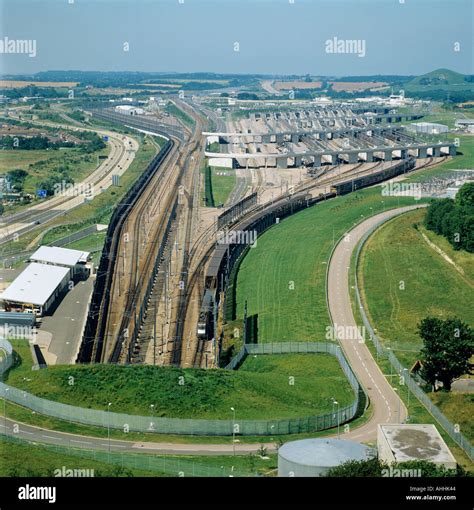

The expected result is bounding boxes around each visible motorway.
[0,121,139,245]
[1,205,424,454]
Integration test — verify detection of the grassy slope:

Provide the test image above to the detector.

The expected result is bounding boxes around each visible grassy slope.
[358,208,474,441]
[359,208,473,368]
[235,187,425,343]
[64,230,107,265]
[6,341,353,420]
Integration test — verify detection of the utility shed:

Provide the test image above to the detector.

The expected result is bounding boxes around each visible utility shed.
[377,424,456,469]
[0,263,70,316]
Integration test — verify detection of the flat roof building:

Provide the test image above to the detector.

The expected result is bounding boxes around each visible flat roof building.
[30,245,89,267]
[29,246,90,279]
[0,263,71,316]
[377,424,456,469]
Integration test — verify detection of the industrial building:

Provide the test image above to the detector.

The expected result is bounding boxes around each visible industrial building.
[377,424,456,469]
[278,438,372,477]
[455,119,474,133]
[29,245,90,280]
[115,105,145,116]
[406,122,449,135]
[1,246,91,316]
[0,263,71,316]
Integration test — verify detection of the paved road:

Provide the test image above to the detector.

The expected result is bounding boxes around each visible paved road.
[0,418,269,456]
[1,205,422,455]
[326,205,426,442]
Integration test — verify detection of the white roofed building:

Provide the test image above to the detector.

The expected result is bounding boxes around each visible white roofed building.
[1,263,71,316]
[29,246,90,280]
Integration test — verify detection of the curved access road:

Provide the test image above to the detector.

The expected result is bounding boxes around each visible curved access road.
[327,204,426,442]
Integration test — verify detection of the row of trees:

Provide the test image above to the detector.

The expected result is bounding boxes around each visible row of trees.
[0,135,75,150]
[325,457,467,477]
[424,182,474,252]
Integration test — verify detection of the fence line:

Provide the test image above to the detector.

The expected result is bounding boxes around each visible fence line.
[1,340,359,437]
[0,435,255,477]
[354,216,473,461]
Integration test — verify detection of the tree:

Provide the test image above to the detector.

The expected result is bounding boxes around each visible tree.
[456,182,474,209]
[419,317,473,391]
[325,456,382,477]
[6,168,29,192]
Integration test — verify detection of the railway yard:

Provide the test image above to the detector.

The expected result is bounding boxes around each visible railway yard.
[1,98,455,372]
[1,93,472,478]
[1,1,473,503]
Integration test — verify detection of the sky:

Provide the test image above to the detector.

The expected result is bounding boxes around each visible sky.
[0,0,472,76]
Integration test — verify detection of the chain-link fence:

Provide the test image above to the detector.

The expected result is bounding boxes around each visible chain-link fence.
[0,434,257,477]
[0,340,360,436]
[354,217,473,461]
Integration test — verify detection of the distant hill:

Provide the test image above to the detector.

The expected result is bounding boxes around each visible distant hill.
[405,68,474,91]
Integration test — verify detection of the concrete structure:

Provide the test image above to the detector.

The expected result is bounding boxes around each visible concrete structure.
[407,122,449,135]
[29,246,90,280]
[205,142,455,169]
[278,438,372,477]
[208,157,234,169]
[377,424,456,469]
[1,263,71,316]
[203,126,401,143]
[455,119,474,133]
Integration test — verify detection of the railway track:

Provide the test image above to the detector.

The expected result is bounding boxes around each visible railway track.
[87,138,180,363]
[89,99,205,366]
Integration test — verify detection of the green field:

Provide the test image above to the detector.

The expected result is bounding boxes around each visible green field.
[359,208,473,368]
[0,146,109,195]
[6,340,353,420]
[210,166,236,206]
[234,187,425,343]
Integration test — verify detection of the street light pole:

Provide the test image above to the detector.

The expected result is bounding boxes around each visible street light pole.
[404,368,410,416]
[230,407,236,457]
[107,402,112,457]
[387,347,392,380]
[331,398,340,439]
[150,404,155,430]
[3,387,8,436]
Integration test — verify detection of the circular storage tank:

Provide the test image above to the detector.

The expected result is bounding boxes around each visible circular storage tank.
[278,438,371,477]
